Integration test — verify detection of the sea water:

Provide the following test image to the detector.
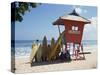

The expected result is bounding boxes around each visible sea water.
[12,40,97,57]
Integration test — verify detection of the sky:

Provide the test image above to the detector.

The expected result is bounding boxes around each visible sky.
[15,3,97,41]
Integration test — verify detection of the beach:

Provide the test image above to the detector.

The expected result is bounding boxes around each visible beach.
[14,45,97,74]
[12,3,97,74]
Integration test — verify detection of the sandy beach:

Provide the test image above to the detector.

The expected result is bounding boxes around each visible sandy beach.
[14,46,97,74]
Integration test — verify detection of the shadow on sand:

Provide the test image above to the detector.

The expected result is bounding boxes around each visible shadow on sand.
[30,59,71,67]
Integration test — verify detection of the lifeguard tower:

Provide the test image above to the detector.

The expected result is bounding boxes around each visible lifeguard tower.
[53,9,91,60]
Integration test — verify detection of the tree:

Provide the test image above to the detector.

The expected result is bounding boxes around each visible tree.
[11,2,40,22]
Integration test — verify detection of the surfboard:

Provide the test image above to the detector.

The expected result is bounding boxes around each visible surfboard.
[48,31,65,61]
[30,44,40,63]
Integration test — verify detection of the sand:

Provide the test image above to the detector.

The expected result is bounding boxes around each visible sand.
[14,46,97,74]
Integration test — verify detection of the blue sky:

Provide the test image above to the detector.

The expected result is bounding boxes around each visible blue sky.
[15,3,97,40]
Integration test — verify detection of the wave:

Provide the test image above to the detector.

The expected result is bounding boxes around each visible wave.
[13,47,31,57]
[12,40,97,57]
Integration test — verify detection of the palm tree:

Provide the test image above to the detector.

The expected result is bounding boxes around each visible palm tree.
[11,2,40,22]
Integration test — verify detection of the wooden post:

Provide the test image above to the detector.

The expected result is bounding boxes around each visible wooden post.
[81,44,85,59]
[73,43,75,57]
[58,25,61,35]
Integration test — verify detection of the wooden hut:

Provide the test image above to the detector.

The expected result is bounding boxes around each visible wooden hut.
[53,9,91,60]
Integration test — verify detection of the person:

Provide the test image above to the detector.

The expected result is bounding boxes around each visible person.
[36,39,39,45]
[60,51,65,60]
[65,50,71,62]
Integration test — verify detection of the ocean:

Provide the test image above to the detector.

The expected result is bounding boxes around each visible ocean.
[12,40,97,57]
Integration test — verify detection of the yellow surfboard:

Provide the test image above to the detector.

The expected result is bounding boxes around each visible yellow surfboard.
[30,44,40,64]
[48,31,65,61]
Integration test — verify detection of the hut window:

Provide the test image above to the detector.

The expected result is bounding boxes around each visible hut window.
[72,26,75,30]
[75,26,78,31]
[69,26,80,34]
[72,26,78,31]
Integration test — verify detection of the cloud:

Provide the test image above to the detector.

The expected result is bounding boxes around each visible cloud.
[75,7,82,14]
[84,17,97,31]
[85,17,97,30]
[72,6,87,14]
[89,17,97,25]
[83,17,97,40]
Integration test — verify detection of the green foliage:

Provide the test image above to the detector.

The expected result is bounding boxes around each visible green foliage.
[11,2,39,22]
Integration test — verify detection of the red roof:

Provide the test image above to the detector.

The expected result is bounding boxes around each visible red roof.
[53,9,91,25]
